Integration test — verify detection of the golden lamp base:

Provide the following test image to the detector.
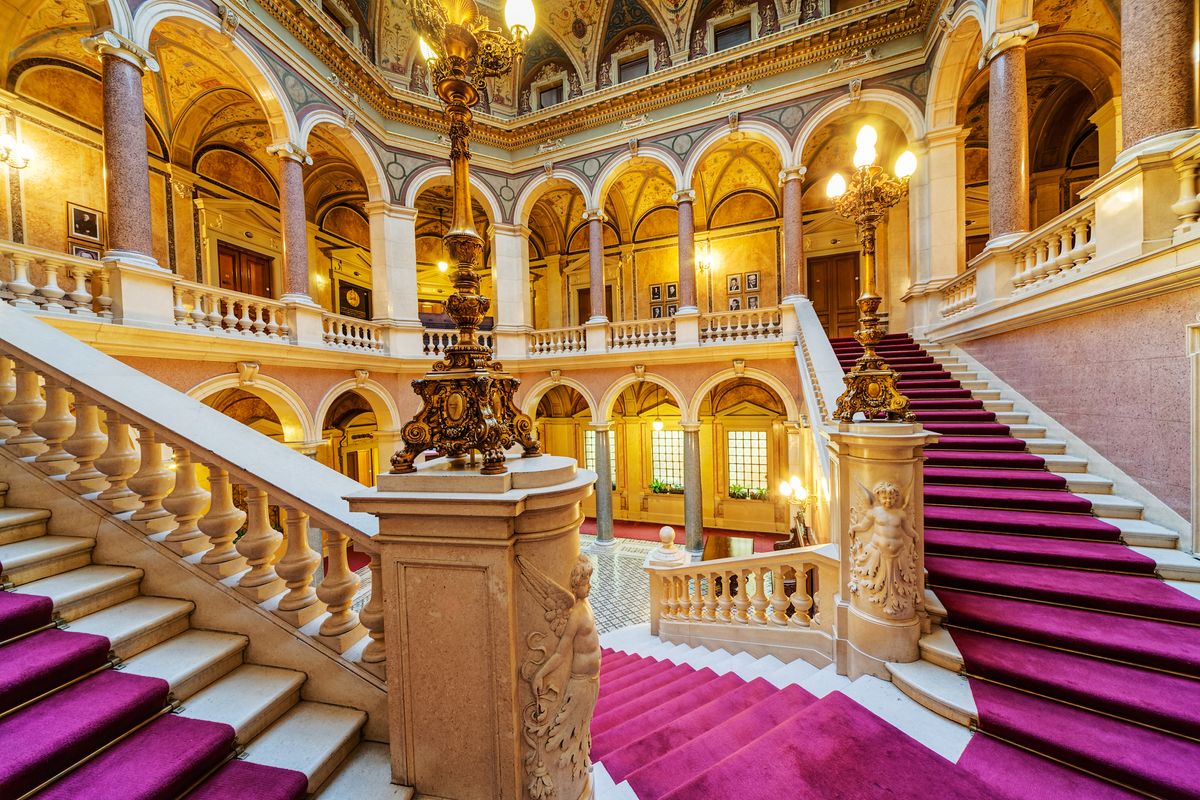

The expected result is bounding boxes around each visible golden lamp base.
[833,293,915,423]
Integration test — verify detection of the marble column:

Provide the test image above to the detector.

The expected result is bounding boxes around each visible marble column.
[584,210,607,322]
[779,167,807,299]
[365,202,420,324]
[682,422,704,554]
[673,191,698,312]
[1121,0,1195,151]
[591,422,615,547]
[983,26,1036,243]
[267,142,314,302]
[82,32,160,268]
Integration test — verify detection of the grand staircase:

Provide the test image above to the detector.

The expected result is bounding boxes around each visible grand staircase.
[0,478,386,799]
[829,333,1200,799]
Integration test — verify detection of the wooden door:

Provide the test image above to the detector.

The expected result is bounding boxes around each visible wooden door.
[218,242,274,298]
[807,253,860,338]
[575,285,614,324]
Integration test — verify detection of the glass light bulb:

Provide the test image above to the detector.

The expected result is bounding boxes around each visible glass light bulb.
[15,143,32,163]
[826,173,846,198]
[895,150,917,179]
[778,480,792,498]
[0,133,15,151]
[437,260,449,272]
[418,37,437,62]
[789,475,803,493]
[504,0,536,34]
[856,124,878,150]
[853,144,876,168]
[652,418,664,432]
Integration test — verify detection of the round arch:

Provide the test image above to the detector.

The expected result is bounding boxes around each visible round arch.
[521,377,600,420]
[927,2,986,130]
[187,373,318,443]
[685,368,801,423]
[682,121,794,190]
[984,0,1034,40]
[131,1,297,142]
[401,163,505,223]
[314,379,402,434]
[792,89,927,165]
[513,168,592,224]
[299,111,389,203]
[588,146,686,209]
[599,374,692,425]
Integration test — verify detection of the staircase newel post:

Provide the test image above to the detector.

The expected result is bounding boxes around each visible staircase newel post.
[31,382,76,474]
[346,454,597,800]
[127,425,175,531]
[62,399,109,493]
[825,422,939,680]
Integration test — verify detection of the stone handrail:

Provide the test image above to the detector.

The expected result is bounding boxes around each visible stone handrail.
[323,313,385,352]
[700,307,784,343]
[609,318,676,350]
[0,239,111,317]
[938,268,978,318]
[647,543,839,667]
[1010,200,1096,291]
[528,325,587,356]
[173,280,291,340]
[0,303,385,675]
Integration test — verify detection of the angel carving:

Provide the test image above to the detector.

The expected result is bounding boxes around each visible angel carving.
[847,481,919,618]
[518,555,600,800]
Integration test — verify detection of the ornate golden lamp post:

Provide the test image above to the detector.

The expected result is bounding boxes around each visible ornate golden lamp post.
[826,124,917,423]
[390,0,541,475]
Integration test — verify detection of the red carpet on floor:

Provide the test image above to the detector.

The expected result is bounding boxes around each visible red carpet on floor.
[580,518,786,552]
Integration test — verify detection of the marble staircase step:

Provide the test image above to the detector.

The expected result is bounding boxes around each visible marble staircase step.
[12,563,142,621]
[0,506,51,545]
[887,659,977,727]
[121,629,248,701]
[0,534,93,585]
[243,701,366,793]
[178,663,306,742]
[69,595,195,659]
[919,627,964,672]
[314,742,415,800]
[1131,546,1200,581]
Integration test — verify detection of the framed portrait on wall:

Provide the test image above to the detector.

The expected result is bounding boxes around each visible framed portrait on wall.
[68,203,104,243]
[728,296,741,311]
[745,271,760,291]
[746,294,760,309]
[666,282,678,300]
[727,274,742,294]
[69,241,101,260]
[667,303,677,316]
[651,304,664,318]
[650,284,663,302]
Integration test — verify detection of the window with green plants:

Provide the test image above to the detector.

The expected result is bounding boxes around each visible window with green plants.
[649,429,685,493]
[584,428,617,487]
[727,429,769,500]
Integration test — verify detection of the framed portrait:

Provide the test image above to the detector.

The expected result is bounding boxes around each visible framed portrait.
[69,241,101,260]
[728,296,741,311]
[650,284,663,302]
[745,271,760,291]
[727,274,742,294]
[665,282,678,301]
[68,203,104,244]
[746,294,760,309]
[651,304,664,318]
[666,303,677,316]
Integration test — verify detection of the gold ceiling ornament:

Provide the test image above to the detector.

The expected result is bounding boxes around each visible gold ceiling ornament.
[390,0,541,476]
[827,125,918,423]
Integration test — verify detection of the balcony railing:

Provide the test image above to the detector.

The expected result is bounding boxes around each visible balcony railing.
[938,269,977,318]
[609,318,676,350]
[173,282,290,340]
[700,307,784,343]
[1010,201,1097,291]
[0,241,110,317]
[528,325,587,356]
[422,328,495,356]
[323,314,385,352]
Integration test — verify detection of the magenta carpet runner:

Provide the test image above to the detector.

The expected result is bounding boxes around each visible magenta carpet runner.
[0,582,307,799]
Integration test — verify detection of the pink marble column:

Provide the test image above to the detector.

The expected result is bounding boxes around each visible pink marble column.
[1121,0,1196,149]
[673,190,698,311]
[585,210,607,321]
[780,167,807,298]
[986,42,1031,241]
[268,143,313,301]
[83,32,159,267]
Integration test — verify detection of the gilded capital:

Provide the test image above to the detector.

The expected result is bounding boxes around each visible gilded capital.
[672,189,696,204]
[779,165,808,185]
[266,141,313,165]
[81,31,160,73]
[582,209,607,223]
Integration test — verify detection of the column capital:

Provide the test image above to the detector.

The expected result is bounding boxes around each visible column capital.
[680,421,702,432]
[492,221,531,238]
[82,31,159,73]
[779,165,808,184]
[363,200,419,221]
[582,209,607,223]
[671,189,696,204]
[587,421,613,432]
[266,141,313,165]
[923,125,967,148]
[978,21,1038,67]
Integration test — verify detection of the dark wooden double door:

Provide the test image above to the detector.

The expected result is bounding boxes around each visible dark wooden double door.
[807,253,860,339]
[218,242,274,299]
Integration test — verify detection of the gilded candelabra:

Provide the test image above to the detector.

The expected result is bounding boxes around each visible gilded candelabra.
[390,0,541,475]
[827,125,917,423]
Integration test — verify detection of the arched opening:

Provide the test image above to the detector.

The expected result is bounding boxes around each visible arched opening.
[413,182,496,335]
[200,388,284,440]
[306,123,373,317]
[320,390,379,487]
[525,180,602,327]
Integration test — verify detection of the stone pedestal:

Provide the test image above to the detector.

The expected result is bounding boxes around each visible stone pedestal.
[348,455,597,800]
[107,260,177,328]
[824,423,938,680]
[643,526,690,568]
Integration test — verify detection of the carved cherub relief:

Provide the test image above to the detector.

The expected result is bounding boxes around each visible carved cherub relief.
[847,480,919,618]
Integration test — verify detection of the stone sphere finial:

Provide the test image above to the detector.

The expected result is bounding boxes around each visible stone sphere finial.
[659,526,676,549]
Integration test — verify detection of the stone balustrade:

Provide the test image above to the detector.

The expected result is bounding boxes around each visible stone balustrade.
[609,317,677,350]
[0,305,386,677]
[421,328,495,356]
[527,325,587,356]
[700,307,785,344]
[647,544,839,668]
[1010,201,1097,291]
[938,269,978,318]
[173,281,291,340]
[0,241,111,317]
[322,313,385,352]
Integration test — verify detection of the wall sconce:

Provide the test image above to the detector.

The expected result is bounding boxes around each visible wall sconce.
[0,133,33,170]
[437,260,449,273]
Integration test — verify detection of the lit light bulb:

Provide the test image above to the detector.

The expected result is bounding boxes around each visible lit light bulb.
[437,260,449,273]
[895,150,917,179]
[504,0,536,35]
[652,418,664,432]
[418,37,437,62]
[0,133,15,151]
[856,124,878,150]
[853,144,876,168]
[826,172,846,199]
[778,480,793,498]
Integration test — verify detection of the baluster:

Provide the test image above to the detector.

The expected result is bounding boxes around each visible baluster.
[251,304,267,337]
[750,568,770,624]
[8,255,36,308]
[221,296,238,332]
[689,574,704,621]
[5,364,46,456]
[189,290,208,329]
[701,571,718,621]
[767,565,789,625]
[127,426,175,532]
[360,553,387,678]
[39,260,66,313]
[323,318,335,346]
[277,313,291,341]
[659,574,675,620]
[265,305,281,339]
[94,412,140,512]
[32,382,76,475]
[668,576,684,618]
[716,571,733,622]
[732,569,751,623]
[160,448,211,555]
[63,399,108,493]
[205,294,222,330]
[788,564,813,627]
[274,507,325,626]
[0,357,15,433]
[197,466,247,577]
[173,285,190,326]
[237,300,253,334]
[316,530,365,651]
[95,270,113,319]
[234,486,285,600]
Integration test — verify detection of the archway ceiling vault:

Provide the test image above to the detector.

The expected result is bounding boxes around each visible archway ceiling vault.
[1032,0,1118,41]
[692,138,780,225]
